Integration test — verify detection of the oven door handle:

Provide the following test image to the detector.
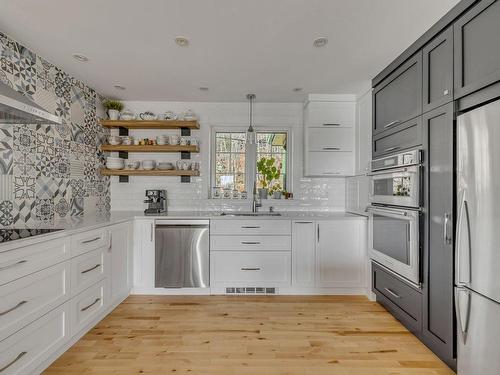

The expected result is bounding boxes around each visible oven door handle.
[366,206,411,217]
[368,166,419,176]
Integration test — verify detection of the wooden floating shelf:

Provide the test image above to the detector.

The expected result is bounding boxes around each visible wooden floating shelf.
[100,168,200,177]
[101,144,199,153]
[99,120,199,129]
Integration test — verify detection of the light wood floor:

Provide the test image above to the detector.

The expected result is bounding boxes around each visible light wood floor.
[44,295,454,375]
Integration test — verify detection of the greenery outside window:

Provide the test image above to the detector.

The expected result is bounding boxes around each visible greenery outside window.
[212,128,289,196]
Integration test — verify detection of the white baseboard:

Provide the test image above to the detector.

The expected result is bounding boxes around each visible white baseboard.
[132,285,368,296]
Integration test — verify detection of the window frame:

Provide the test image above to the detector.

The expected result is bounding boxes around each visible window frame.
[210,126,292,198]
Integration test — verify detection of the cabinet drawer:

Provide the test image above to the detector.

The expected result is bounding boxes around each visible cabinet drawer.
[210,235,291,251]
[70,279,108,336]
[373,53,422,135]
[211,251,291,286]
[210,220,291,236]
[372,263,422,321]
[304,101,355,128]
[307,128,353,152]
[0,302,70,375]
[305,151,353,177]
[372,117,422,158]
[71,228,109,257]
[0,237,70,286]
[0,262,70,341]
[70,247,107,296]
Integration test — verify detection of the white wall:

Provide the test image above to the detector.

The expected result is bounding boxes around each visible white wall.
[110,101,346,212]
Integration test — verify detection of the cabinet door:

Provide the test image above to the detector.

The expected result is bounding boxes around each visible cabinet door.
[317,221,363,287]
[292,221,316,287]
[373,52,422,135]
[109,222,132,302]
[305,151,353,177]
[133,220,155,288]
[355,90,372,175]
[454,0,500,98]
[423,27,453,113]
[422,103,455,367]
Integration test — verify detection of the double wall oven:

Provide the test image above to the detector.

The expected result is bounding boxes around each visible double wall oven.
[368,149,422,287]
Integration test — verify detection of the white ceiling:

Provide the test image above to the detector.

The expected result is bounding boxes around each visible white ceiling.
[0,0,460,102]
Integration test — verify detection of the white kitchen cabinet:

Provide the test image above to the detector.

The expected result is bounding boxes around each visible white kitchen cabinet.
[0,302,70,375]
[70,247,107,297]
[133,219,155,288]
[304,98,356,177]
[316,220,364,288]
[108,222,133,304]
[292,221,316,287]
[304,101,355,128]
[211,251,291,287]
[354,89,372,175]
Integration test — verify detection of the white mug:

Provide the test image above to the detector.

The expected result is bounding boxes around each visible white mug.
[170,135,180,145]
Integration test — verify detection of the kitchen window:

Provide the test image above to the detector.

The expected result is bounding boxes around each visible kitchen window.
[212,128,289,195]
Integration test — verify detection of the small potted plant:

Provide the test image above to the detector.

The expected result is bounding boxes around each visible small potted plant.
[269,184,283,199]
[102,99,124,120]
[257,157,281,199]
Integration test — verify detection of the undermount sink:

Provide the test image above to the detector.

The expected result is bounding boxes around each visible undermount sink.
[219,211,282,217]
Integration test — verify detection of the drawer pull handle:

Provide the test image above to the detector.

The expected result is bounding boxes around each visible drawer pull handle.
[0,300,27,317]
[322,123,341,127]
[241,241,261,245]
[241,226,260,229]
[0,351,27,373]
[383,146,400,153]
[384,287,401,299]
[82,237,101,244]
[0,260,27,272]
[322,147,341,151]
[323,172,341,175]
[81,298,101,312]
[81,264,101,274]
[384,120,400,129]
[295,221,313,224]
[241,268,261,271]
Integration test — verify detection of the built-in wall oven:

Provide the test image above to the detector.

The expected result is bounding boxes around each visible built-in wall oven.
[368,149,423,287]
[370,149,421,208]
[368,205,421,285]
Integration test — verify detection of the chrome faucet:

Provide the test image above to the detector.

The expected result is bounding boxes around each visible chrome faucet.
[252,184,261,213]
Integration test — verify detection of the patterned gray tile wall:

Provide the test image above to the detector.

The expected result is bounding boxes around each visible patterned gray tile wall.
[0,32,110,228]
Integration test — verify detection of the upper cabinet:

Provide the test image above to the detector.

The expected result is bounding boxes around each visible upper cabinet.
[304,98,355,177]
[373,52,422,136]
[454,0,500,98]
[423,27,454,112]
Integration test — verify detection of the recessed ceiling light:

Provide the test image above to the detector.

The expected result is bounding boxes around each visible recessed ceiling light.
[313,37,328,48]
[72,53,89,62]
[293,87,303,92]
[175,36,189,47]
[199,86,209,91]
[114,85,126,90]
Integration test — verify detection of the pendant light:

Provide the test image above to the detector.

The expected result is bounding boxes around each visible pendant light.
[246,94,256,145]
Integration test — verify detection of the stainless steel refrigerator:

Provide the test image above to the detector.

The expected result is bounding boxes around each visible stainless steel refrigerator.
[456,99,500,375]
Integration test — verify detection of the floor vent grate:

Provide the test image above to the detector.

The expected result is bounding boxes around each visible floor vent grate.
[225,287,277,295]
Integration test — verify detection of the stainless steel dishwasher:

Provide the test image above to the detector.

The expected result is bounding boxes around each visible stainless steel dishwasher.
[155,220,209,288]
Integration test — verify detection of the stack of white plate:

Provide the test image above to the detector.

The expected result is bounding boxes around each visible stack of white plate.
[106,157,124,170]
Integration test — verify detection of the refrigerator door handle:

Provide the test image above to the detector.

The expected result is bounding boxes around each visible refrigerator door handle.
[456,191,472,286]
[443,212,451,245]
[455,287,471,344]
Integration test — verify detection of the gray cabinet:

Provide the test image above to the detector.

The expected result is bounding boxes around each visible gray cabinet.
[423,27,454,113]
[372,262,422,333]
[454,0,500,98]
[422,103,455,368]
[373,52,422,136]
[372,116,422,158]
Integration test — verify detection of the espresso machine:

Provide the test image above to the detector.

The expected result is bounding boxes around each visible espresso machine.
[144,190,167,215]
